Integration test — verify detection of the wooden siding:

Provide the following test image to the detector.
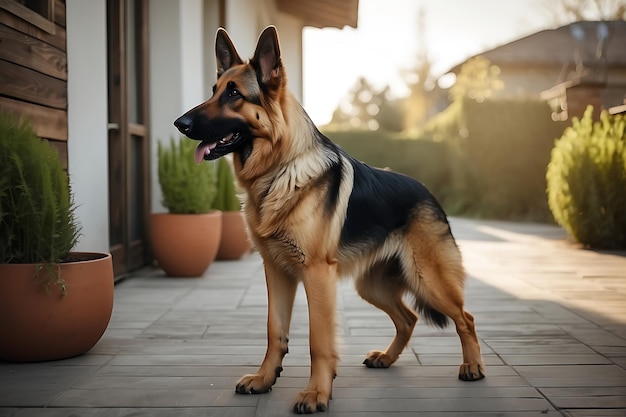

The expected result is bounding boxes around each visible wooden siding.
[0,0,68,168]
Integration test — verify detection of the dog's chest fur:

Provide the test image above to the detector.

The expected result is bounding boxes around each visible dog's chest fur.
[241,150,353,274]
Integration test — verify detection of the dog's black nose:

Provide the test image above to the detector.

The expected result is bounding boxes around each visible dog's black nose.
[174,115,193,134]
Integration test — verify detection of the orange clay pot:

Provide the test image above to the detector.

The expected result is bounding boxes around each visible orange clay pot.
[217,211,253,260]
[0,252,114,362]
[149,211,222,277]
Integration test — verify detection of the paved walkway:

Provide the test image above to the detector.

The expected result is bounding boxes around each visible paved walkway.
[1,218,625,416]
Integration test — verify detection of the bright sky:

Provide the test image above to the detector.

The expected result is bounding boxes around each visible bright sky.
[302,0,557,125]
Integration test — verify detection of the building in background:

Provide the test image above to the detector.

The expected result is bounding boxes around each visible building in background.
[442,21,626,120]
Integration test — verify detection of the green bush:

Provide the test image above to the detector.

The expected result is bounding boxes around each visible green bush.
[423,98,567,221]
[157,137,217,214]
[213,157,241,211]
[0,112,80,278]
[546,106,626,249]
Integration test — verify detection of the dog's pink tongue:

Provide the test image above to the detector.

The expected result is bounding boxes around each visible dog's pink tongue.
[194,142,217,164]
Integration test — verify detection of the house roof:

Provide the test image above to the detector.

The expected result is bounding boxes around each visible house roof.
[277,0,359,29]
[449,20,626,72]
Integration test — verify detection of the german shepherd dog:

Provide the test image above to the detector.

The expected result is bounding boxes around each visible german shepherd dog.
[175,26,485,414]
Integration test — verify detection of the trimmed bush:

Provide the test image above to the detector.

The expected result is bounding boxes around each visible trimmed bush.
[157,137,217,214]
[331,99,567,221]
[546,106,626,249]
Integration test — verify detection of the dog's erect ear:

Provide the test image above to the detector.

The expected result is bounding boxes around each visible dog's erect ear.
[251,26,283,87]
[216,28,244,77]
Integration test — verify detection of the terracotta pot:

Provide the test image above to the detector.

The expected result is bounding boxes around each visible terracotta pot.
[150,211,222,277]
[217,211,253,260]
[0,252,114,362]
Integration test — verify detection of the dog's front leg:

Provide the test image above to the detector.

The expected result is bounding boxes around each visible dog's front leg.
[236,262,297,394]
[293,261,339,414]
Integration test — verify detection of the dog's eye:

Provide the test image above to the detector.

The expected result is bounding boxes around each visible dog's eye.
[226,81,242,99]
[212,85,217,94]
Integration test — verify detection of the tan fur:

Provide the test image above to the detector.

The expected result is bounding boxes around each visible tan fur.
[176,26,484,414]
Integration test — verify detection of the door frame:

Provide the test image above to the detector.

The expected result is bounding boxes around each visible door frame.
[107,0,151,277]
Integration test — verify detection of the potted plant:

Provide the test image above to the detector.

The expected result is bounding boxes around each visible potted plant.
[150,137,222,277]
[0,112,114,362]
[214,157,252,260]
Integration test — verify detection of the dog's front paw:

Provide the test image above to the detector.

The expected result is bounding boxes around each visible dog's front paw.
[458,362,486,381]
[293,389,330,414]
[235,371,279,394]
[363,350,394,368]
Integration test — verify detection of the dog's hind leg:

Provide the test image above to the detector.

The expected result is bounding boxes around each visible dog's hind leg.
[417,272,485,381]
[356,260,418,369]
[404,215,486,381]
[236,261,297,394]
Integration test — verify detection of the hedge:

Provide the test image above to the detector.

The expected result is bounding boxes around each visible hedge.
[326,98,568,222]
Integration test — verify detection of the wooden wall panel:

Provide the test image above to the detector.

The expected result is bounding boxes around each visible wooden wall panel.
[0,0,55,34]
[0,97,67,140]
[0,8,65,50]
[0,0,68,167]
[0,60,67,108]
[54,0,65,28]
[0,24,67,80]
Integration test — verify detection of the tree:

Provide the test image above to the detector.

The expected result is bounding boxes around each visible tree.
[449,56,504,103]
[327,77,405,132]
[402,7,436,131]
[328,77,379,130]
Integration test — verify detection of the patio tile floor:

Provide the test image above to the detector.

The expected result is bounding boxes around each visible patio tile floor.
[1,217,625,416]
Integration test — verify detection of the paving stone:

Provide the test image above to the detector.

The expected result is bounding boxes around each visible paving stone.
[106,354,265,367]
[4,409,257,417]
[514,364,626,379]
[0,390,60,408]
[558,326,626,347]
[329,397,553,413]
[50,387,260,408]
[331,375,530,389]
[610,356,626,369]
[483,337,598,355]
[539,386,626,408]
[324,413,564,417]
[415,354,504,366]
[514,364,626,389]
[565,411,626,417]
[498,353,612,365]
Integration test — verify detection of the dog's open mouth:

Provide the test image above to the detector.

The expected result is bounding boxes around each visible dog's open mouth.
[194,131,242,163]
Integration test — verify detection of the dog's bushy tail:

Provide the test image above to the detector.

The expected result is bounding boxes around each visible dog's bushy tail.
[414,297,450,329]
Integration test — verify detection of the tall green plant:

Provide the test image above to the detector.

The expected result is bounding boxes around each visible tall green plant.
[546,106,626,249]
[0,112,80,290]
[213,157,241,211]
[157,137,217,214]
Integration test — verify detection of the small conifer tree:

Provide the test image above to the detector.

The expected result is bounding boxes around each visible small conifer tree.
[213,157,241,212]
[0,112,80,265]
[546,106,626,249]
[157,138,217,214]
